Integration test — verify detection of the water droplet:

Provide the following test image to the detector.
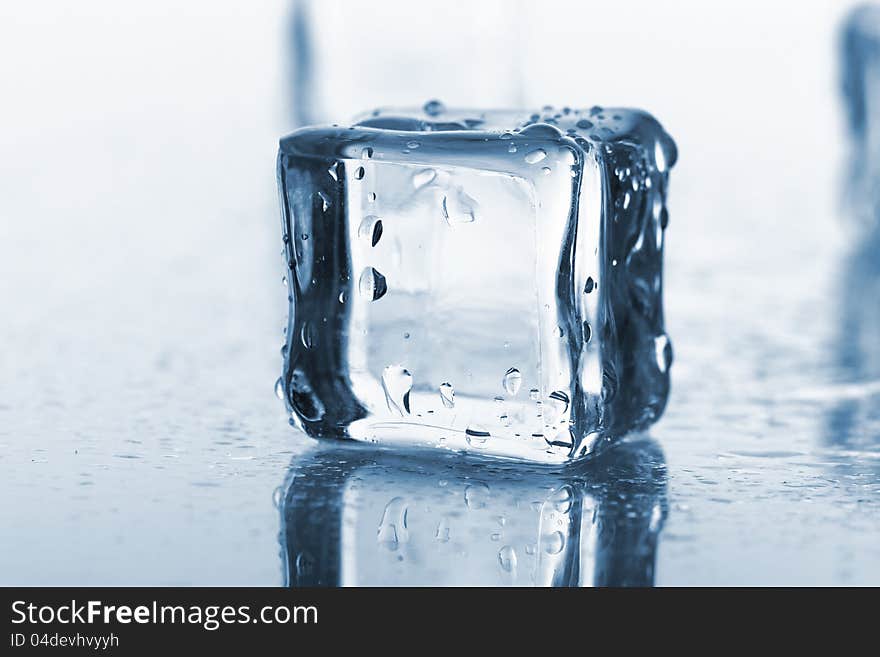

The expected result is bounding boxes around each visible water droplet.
[543,530,565,555]
[466,425,491,447]
[435,517,451,543]
[423,99,446,116]
[654,333,673,373]
[543,391,570,424]
[338,290,346,304]
[529,388,540,401]
[524,543,537,556]
[406,140,420,149]
[576,119,594,130]
[368,192,377,202]
[361,146,373,159]
[327,162,339,181]
[358,267,388,301]
[549,486,573,513]
[358,215,383,247]
[541,166,551,175]
[441,189,478,225]
[508,143,517,153]
[583,321,592,343]
[524,148,547,164]
[274,377,285,400]
[464,482,490,509]
[412,168,437,189]
[354,166,365,180]
[498,545,517,573]
[381,365,412,415]
[555,326,565,338]
[584,276,595,293]
[439,382,455,408]
[300,322,315,350]
[654,140,667,173]
[503,367,522,396]
[272,486,284,509]
[317,191,330,212]
[377,497,409,551]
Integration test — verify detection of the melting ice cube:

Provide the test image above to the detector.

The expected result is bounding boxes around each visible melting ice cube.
[276,103,676,463]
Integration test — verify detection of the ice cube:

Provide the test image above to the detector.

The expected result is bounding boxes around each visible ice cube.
[276,103,676,463]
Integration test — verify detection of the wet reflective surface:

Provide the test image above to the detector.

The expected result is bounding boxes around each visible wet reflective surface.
[2,1,880,585]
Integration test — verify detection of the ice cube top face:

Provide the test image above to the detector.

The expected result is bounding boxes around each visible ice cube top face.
[277,103,676,464]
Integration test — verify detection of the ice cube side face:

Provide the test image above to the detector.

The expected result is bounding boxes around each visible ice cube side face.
[277,106,676,464]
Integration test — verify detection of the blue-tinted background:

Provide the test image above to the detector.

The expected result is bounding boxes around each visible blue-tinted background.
[1,0,878,585]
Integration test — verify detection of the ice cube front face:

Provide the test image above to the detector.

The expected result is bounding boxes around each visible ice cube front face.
[276,103,676,464]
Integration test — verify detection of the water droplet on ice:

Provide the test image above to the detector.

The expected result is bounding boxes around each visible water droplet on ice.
[654,333,673,373]
[529,388,540,401]
[435,517,451,543]
[439,382,455,408]
[358,215,383,247]
[359,267,388,301]
[576,119,594,130]
[542,530,565,555]
[464,482,490,509]
[524,148,547,164]
[654,140,667,173]
[354,166,365,180]
[423,99,446,116]
[377,497,408,551]
[327,162,339,181]
[549,486,573,513]
[503,367,522,396]
[274,377,285,400]
[508,143,517,153]
[317,191,330,212]
[412,168,437,189]
[466,425,491,446]
[584,276,595,293]
[441,189,478,225]
[498,545,517,573]
[361,147,373,159]
[381,366,412,415]
[272,486,284,509]
[406,140,420,149]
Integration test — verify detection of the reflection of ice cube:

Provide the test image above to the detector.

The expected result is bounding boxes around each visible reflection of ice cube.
[277,102,676,463]
[280,439,667,587]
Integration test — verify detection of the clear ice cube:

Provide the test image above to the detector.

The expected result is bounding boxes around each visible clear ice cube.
[276,103,676,463]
